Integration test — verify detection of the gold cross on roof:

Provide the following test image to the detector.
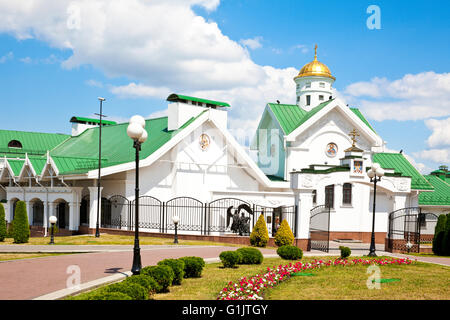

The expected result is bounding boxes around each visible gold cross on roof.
[349,129,360,147]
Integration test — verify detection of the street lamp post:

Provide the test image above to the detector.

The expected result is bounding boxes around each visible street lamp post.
[49,215,57,245]
[127,115,148,275]
[172,216,179,244]
[367,163,384,257]
[95,97,106,238]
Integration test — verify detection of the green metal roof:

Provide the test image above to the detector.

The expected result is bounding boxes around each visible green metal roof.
[349,108,376,133]
[267,103,308,135]
[50,113,204,175]
[372,153,434,190]
[70,116,117,125]
[28,156,47,175]
[167,93,230,107]
[419,175,450,206]
[266,100,376,136]
[0,130,70,157]
[7,159,25,176]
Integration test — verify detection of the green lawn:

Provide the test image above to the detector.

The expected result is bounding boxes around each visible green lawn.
[155,256,450,300]
[0,234,249,247]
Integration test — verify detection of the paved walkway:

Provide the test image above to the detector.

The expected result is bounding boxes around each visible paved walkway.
[0,245,277,300]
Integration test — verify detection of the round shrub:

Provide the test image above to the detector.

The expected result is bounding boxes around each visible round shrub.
[274,219,294,247]
[339,246,351,258]
[123,274,160,296]
[179,256,205,278]
[157,258,185,285]
[141,265,174,293]
[0,203,6,242]
[250,214,269,247]
[12,201,29,244]
[219,251,240,268]
[277,245,303,260]
[104,282,148,300]
[236,247,263,264]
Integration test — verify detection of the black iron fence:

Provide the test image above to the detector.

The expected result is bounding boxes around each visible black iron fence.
[309,204,331,252]
[387,207,439,253]
[100,195,297,237]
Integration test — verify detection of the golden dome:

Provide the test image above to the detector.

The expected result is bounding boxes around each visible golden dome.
[294,45,335,80]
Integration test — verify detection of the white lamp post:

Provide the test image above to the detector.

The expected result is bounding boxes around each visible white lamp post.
[367,163,384,256]
[172,216,180,244]
[127,115,148,275]
[49,215,58,245]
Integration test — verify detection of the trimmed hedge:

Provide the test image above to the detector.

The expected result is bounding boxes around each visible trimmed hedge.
[274,219,294,247]
[277,245,303,260]
[339,246,351,258]
[141,265,174,293]
[157,258,185,285]
[179,256,205,278]
[250,214,269,247]
[123,274,160,296]
[236,247,263,265]
[0,203,6,242]
[68,290,133,300]
[104,282,148,300]
[12,201,29,244]
[219,251,240,268]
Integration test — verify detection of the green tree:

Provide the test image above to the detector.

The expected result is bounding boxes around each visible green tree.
[274,219,295,247]
[12,201,30,244]
[250,214,269,247]
[432,214,447,255]
[442,213,450,256]
[0,203,6,241]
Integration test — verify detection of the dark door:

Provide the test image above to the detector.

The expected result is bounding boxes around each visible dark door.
[57,202,66,229]
[272,207,282,235]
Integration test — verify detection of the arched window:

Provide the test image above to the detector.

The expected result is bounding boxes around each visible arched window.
[8,140,22,148]
[343,183,352,205]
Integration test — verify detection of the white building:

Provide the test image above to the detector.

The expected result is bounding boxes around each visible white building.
[1,47,447,252]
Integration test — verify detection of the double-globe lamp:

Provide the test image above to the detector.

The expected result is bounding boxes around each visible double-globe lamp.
[127,115,148,275]
[366,162,385,257]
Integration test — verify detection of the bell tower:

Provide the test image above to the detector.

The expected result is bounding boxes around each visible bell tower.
[294,45,335,111]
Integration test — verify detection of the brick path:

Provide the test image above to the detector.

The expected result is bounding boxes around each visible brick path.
[0,245,277,300]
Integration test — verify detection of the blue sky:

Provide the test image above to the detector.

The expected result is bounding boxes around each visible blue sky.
[0,0,449,173]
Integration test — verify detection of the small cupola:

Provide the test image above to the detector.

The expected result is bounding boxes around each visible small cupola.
[70,116,117,136]
[166,93,230,131]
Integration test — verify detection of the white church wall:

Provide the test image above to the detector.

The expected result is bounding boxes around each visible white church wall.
[288,109,373,174]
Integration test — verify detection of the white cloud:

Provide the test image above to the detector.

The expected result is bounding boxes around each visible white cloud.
[343,72,450,121]
[413,149,450,165]
[424,117,450,148]
[240,36,263,50]
[0,51,13,63]
[20,56,32,64]
[110,83,171,99]
[85,79,103,88]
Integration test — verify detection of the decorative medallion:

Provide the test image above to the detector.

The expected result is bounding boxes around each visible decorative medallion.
[353,160,363,174]
[325,143,338,157]
[199,133,210,151]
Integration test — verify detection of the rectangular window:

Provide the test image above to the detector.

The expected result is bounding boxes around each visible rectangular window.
[325,185,334,209]
[306,82,311,88]
[312,190,317,204]
[319,82,325,88]
[306,95,311,106]
[343,183,352,205]
[319,95,324,101]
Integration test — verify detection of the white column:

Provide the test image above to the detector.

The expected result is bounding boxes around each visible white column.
[43,201,49,236]
[295,190,315,239]
[27,201,33,226]
[88,186,102,229]
[68,202,78,231]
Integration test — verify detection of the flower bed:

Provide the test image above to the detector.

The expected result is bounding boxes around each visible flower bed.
[217,258,414,300]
